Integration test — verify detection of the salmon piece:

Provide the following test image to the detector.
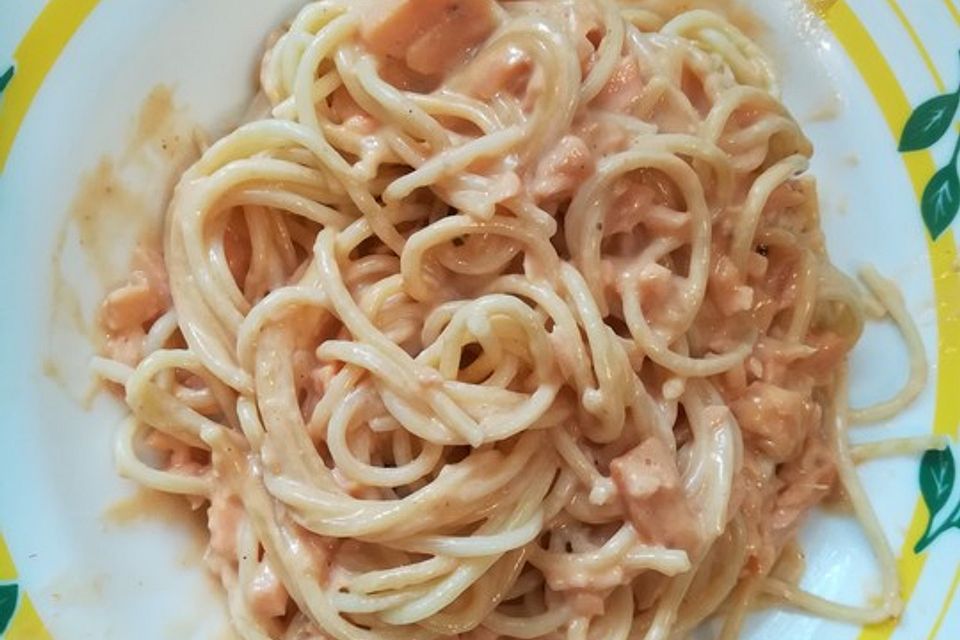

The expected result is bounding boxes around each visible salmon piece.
[223,212,251,286]
[575,115,632,159]
[310,363,340,396]
[764,179,808,214]
[532,135,595,202]
[102,273,156,332]
[245,560,289,618]
[594,56,643,113]
[605,182,652,237]
[134,245,170,295]
[406,3,496,76]
[331,86,379,135]
[752,337,815,387]
[732,451,779,574]
[710,255,754,316]
[732,107,763,130]
[539,554,629,591]
[208,490,244,559]
[602,180,690,256]
[361,0,431,60]
[567,590,606,618]
[300,528,338,579]
[360,0,497,76]
[799,331,852,384]
[731,382,809,462]
[104,328,146,367]
[146,430,205,475]
[466,47,531,100]
[101,246,171,333]
[633,263,674,305]
[771,435,836,545]
[641,207,691,238]
[610,437,700,552]
[736,433,836,574]
[101,245,170,366]
[681,65,710,117]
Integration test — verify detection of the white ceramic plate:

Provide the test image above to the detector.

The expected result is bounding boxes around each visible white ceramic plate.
[1,1,959,639]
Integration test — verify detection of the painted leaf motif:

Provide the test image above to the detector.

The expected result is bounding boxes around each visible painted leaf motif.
[0,66,13,95]
[919,447,955,522]
[899,92,960,151]
[0,583,18,634]
[921,164,960,240]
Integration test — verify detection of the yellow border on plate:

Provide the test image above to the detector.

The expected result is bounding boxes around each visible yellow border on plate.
[946,0,960,27]
[927,567,960,640]
[0,537,15,583]
[0,537,51,640]
[887,4,960,635]
[885,0,945,89]
[1,1,101,636]
[0,0,100,172]
[819,3,960,640]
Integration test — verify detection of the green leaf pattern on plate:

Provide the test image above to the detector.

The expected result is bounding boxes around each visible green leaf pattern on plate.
[0,65,12,95]
[902,50,960,555]
[0,583,19,635]
[915,446,960,552]
[900,92,960,152]
[901,50,960,239]
[922,160,960,240]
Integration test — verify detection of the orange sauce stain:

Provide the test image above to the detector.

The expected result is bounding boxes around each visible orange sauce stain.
[46,85,201,402]
[103,487,207,563]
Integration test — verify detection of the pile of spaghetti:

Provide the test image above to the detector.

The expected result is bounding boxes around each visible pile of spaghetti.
[95,1,927,638]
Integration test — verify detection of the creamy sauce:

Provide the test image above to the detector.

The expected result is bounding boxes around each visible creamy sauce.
[92,1,898,636]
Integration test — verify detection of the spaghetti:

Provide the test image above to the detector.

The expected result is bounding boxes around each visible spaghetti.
[94,1,928,638]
